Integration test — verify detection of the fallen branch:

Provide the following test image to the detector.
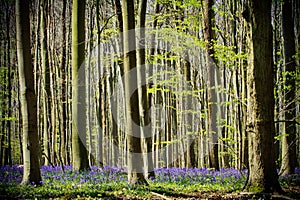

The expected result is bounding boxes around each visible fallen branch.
[150,192,172,200]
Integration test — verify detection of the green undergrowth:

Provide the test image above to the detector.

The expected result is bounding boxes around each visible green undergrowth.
[0,166,299,199]
[1,181,245,199]
[1,180,299,199]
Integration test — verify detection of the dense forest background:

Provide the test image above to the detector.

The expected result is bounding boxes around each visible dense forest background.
[0,0,299,193]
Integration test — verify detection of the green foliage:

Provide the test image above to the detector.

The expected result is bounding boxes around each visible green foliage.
[213,43,248,67]
[245,183,265,193]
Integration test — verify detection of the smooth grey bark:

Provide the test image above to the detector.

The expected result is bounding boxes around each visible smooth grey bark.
[136,0,155,179]
[40,0,51,166]
[203,0,220,171]
[71,0,90,171]
[122,0,148,184]
[16,0,42,185]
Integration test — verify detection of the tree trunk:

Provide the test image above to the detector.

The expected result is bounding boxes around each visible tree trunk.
[59,0,67,167]
[203,0,220,171]
[16,0,42,185]
[71,0,90,171]
[95,0,104,167]
[40,0,51,166]
[122,0,148,184]
[244,0,282,193]
[114,0,123,53]
[280,0,297,175]
[136,0,155,179]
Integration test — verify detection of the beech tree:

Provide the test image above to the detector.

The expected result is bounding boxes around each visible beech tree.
[1,0,299,181]
[40,0,51,166]
[244,0,282,193]
[136,0,155,179]
[122,0,148,184]
[16,0,42,185]
[71,0,89,171]
[203,0,220,171]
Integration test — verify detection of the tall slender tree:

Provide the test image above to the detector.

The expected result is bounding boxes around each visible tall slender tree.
[203,0,220,171]
[136,0,155,179]
[16,0,42,185]
[280,0,297,175]
[40,0,51,166]
[95,0,104,166]
[59,0,68,166]
[122,0,148,184]
[244,0,282,193]
[71,0,89,171]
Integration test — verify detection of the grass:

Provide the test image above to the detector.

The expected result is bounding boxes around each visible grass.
[0,165,299,199]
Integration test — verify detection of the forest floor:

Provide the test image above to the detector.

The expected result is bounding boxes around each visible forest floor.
[0,166,299,199]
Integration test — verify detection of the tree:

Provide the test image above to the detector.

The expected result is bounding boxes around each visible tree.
[93,0,101,167]
[280,0,297,175]
[136,0,156,179]
[58,0,68,167]
[3,0,299,175]
[16,0,42,185]
[244,0,282,193]
[71,0,89,171]
[203,0,220,171]
[122,0,148,184]
[40,0,51,166]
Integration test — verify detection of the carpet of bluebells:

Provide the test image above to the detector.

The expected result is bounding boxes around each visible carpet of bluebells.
[0,165,299,199]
